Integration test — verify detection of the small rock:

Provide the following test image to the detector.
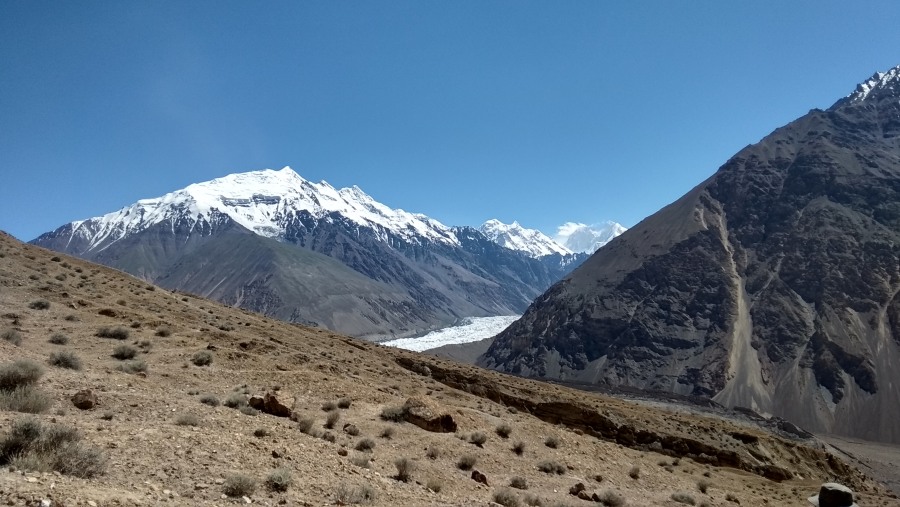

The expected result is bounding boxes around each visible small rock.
[87,501,98,507]
[242,496,252,504]
[569,482,585,496]
[271,450,281,458]
[577,490,592,501]
[24,477,38,483]
[71,390,98,410]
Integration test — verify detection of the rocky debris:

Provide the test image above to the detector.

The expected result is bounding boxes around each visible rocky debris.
[569,482,585,496]
[247,392,292,417]
[71,389,98,410]
[401,397,457,433]
[471,470,488,486]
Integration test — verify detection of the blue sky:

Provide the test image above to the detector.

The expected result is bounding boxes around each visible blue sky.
[2,1,900,242]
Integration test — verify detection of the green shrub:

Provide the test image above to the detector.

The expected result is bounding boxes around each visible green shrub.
[0,359,44,390]
[48,333,69,345]
[48,351,82,370]
[96,326,129,340]
[223,473,256,497]
[266,467,292,492]
[112,344,138,360]
[191,351,213,366]
[2,329,22,346]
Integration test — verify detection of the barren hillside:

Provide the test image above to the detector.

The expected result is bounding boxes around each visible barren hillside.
[0,232,894,506]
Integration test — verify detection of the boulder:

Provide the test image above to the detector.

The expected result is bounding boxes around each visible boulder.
[248,392,293,418]
[402,397,457,433]
[71,389,98,410]
[471,470,488,486]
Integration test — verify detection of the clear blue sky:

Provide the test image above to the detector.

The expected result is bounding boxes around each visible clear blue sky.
[3,1,900,242]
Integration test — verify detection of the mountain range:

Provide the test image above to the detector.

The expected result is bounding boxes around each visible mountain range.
[479,65,900,444]
[31,167,622,339]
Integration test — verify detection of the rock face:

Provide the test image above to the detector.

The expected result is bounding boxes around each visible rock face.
[480,66,900,444]
[401,397,457,433]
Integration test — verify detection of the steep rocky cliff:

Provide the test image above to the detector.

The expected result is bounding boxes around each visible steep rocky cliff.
[480,66,900,443]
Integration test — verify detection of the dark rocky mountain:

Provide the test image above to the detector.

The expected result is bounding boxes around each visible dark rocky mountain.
[31,168,580,339]
[479,66,900,443]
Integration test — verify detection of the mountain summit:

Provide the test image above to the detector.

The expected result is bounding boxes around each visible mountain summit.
[553,221,627,254]
[479,219,572,258]
[33,167,581,339]
[480,66,900,443]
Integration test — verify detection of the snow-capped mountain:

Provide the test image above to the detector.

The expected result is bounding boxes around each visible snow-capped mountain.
[66,166,457,253]
[840,65,900,104]
[553,221,627,254]
[479,219,572,258]
[33,167,584,340]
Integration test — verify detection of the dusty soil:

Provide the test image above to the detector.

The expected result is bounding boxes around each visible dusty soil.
[0,231,896,506]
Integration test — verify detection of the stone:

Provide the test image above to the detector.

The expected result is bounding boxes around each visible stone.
[71,389,98,410]
[569,482,585,496]
[248,392,292,418]
[402,397,457,433]
[470,470,488,486]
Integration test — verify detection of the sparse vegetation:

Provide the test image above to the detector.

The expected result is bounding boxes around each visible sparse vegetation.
[0,359,44,390]
[324,410,340,429]
[628,465,641,479]
[48,351,82,370]
[191,350,213,366]
[96,326,129,340]
[510,476,528,489]
[544,435,560,448]
[222,473,256,497]
[671,492,696,505]
[239,405,259,416]
[426,477,443,493]
[725,493,740,504]
[253,428,270,438]
[512,441,526,455]
[112,344,138,360]
[350,456,370,468]
[457,454,477,470]
[496,422,512,438]
[155,325,172,337]
[537,460,566,475]
[266,467,292,492]
[28,299,50,310]
[597,490,626,507]
[198,394,220,406]
[116,359,147,374]
[0,386,52,413]
[355,438,375,452]
[493,488,521,507]
[334,483,375,504]
[337,397,352,409]
[379,426,395,439]
[426,446,440,459]
[380,404,406,422]
[0,418,106,478]
[48,333,69,345]
[394,457,415,482]
[697,479,711,494]
[174,413,199,426]
[321,400,338,411]
[224,393,248,409]
[296,416,316,434]
[469,431,487,447]
[2,329,22,346]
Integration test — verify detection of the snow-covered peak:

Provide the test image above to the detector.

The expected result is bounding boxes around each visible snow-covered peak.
[479,219,572,258]
[66,166,459,251]
[554,221,627,254]
[842,65,900,104]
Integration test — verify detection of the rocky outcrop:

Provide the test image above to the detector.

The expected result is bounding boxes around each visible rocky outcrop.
[401,397,457,433]
[71,389,97,410]
[248,392,294,418]
[479,66,900,444]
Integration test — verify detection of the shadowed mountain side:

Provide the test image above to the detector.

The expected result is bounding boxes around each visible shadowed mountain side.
[480,67,900,444]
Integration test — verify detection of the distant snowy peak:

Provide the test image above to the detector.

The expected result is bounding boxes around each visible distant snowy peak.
[554,221,627,254]
[67,166,458,251]
[479,219,572,258]
[841,65,900,104]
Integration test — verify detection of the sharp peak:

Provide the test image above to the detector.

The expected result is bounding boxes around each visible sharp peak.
[837,64,900,105]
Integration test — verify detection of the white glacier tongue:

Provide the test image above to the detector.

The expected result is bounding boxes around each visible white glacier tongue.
[479,219,572,258]
[71,166,460,251]
[554,221,627,254]
[381,315,520,352]
[843,65,900,103]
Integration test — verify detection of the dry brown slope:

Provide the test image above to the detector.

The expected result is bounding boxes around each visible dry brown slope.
[0,231,894,506]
